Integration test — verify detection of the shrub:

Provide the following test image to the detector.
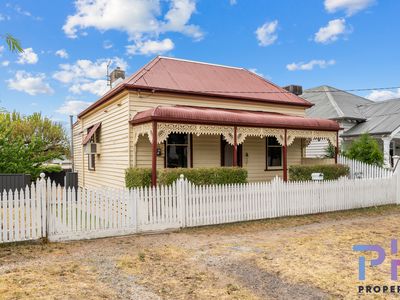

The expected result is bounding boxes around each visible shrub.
[39,164,63,174]
[125,168,152,188]
[289,164,349,181]
[158,167,248,186]
[324,143,336,158]
[344,133,384,166]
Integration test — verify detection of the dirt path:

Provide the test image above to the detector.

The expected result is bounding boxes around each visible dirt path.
[1,205,399,299]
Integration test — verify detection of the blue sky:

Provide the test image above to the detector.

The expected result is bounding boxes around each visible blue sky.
[0,0,399,125]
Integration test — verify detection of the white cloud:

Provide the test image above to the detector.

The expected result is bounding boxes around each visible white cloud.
[55,49,69,59]
[103,40,113,49]
[5,3,42,20]
[229,0,237,4]
[314,18,348,44]
[255,20,278,46]
[0,13,11,21]
[1,61,10,67]
[57,100,93,115]
[126,38,174,55]
[53,57,127,83]
[17,48,39,64]
[324,0,374,16]
[286,59,336,71]
[53,57,127,96]
[63,0,202,40]
[248,68,264,78]
[69,80,109,96]
[0,46,4,55]
[7,71,54,95]
[366,89,400,101]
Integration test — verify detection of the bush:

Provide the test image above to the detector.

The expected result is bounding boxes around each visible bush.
[289,164,349,181]
[125,168,152,188]
[344,133,384,166]
[324,143,336,158]
[159,167,248,186]
[39,164,63,173]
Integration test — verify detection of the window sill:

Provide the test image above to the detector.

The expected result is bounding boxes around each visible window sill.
[264,168,283,171]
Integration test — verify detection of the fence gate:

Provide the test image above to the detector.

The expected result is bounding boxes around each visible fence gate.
[47,184,138,241]
[0,182,45,243]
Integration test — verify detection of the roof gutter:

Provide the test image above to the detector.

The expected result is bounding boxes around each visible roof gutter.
[78,84,314,118]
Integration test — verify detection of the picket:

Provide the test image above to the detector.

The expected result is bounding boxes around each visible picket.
[338,155,393,179]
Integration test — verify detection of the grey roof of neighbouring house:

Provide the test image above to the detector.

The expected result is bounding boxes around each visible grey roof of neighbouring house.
[301,86,400,137]
[342,98,400,137]
[301,85,373,120]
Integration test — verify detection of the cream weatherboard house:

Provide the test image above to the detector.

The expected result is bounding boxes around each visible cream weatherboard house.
[73,57,339,188]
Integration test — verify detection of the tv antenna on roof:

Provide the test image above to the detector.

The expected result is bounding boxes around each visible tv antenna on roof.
[106,60,112,90]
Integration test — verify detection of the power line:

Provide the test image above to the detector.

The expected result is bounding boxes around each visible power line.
[189,86,400,95]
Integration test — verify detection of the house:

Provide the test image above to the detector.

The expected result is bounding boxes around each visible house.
[73,57,339,188]
[302,85,400,167]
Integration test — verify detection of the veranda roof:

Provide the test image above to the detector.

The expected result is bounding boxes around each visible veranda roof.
[82,122,101,145]
[130,106,340,131]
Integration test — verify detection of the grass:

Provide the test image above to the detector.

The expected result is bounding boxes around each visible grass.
[182,204,400,235]
[117,246,258,299]
[1,204,400,299]
[0,261,116,299]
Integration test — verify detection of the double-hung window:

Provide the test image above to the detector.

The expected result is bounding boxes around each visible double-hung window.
[87,127,99,171]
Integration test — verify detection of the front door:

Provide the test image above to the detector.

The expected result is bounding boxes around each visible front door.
[220,136,242,167]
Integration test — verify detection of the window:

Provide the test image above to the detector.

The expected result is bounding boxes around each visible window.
[87,126,100,171]
[266,136,282,170]
[166,133,190,168]
[88,153,96,170]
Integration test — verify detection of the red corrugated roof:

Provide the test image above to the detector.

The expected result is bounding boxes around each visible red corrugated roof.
[78,56,312,117]
[130,106,339,131]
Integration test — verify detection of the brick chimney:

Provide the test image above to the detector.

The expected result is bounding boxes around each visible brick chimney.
[283,85,303,96]
[110,67,125,87]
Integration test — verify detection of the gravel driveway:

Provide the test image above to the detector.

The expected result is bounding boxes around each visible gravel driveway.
[1,205,399,299]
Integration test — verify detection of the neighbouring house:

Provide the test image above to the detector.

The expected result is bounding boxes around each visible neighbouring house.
[73,57,339,188]
[302,85,400,167]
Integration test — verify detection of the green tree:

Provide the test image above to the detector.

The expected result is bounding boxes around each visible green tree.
[344,133,384,166]
[324,143,336,158]
[0,112,69,178]
[0,33,23,53]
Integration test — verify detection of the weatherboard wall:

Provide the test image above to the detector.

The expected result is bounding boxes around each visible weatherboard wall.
[73,93,130,188]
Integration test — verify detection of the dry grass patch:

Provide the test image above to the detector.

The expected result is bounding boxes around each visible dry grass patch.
[0,261,115,299]
[183,205,400,236]
[117,245,259,300]
[251,214,400,299]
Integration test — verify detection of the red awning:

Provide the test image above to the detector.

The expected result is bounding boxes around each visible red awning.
[130,106,339,131]
[82,122,101,145]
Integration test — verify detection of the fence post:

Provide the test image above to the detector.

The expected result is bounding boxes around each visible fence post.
[38,173,48,239]
[178,174,186,228]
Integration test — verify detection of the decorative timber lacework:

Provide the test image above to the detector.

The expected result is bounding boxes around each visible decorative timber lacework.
[132,122,235,144]
[157,123,235,144]
[236,127,285,145]
[286,129,337,146]
[132,123,153,144]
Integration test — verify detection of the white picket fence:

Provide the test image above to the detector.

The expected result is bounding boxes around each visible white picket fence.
[1,170,400,243]
[0,183,46,243]
[338,155,393,179]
